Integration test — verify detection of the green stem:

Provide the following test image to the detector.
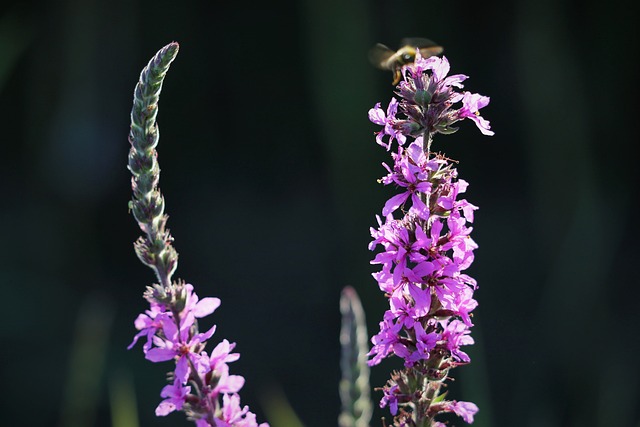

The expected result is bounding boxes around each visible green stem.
[424,131,433,156]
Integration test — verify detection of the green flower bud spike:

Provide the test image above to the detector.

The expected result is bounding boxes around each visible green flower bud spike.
[128,42,180,288]
[339,286,373,427]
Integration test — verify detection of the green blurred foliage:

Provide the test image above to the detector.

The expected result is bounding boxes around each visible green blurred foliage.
[0,0,638,426]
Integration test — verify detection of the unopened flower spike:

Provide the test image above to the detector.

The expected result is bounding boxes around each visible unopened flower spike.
[127,43,268,427]
[367,41,492,426]
[339,286,373,427]
[128,42,179,288]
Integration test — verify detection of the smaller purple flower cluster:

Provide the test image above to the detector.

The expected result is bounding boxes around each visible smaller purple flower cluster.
[369,54,493,152]
[367,52,492,425]
[129,282,268,427]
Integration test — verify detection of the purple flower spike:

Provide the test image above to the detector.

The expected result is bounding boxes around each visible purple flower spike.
[367,51,492,425]
[128,44,268,427]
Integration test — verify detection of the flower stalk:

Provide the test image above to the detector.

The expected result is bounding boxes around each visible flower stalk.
[367,50,493,426]
[127,43,268,427]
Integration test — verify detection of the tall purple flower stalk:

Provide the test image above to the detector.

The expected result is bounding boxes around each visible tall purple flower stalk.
[127,42,268,427]
[367,51,493,426]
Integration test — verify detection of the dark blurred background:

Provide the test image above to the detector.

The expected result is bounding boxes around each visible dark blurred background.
[1,0,639,426]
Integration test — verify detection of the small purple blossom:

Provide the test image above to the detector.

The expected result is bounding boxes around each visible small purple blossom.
[145,314,216,382]
[380,384,401,415]
[156,378,191,416]
[440,319,474,363]
[456,92,494,136]
[449,401,480,423]
[405,321,439,367]
[207,339,241,372]
[184,283,222,318]
[380,153,432,220]
[369,98,407,149]
[214,393,269,427]
[368,310,403,366]
[128,304,169,352]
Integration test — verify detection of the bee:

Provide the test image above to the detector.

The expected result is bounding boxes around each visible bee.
[369,37,444,84]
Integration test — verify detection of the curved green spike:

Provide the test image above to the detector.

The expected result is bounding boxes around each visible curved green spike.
[339,286,373,427]
[127,43,179,287]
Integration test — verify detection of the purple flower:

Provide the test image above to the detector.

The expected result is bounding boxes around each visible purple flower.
[404,322,439,367]
[380,384,401,415]
[389,293,417,330]
[199,342,246,397]
[211,368,245,397]
[209,339,241,370]
[155,378,191,416]
[369,98,407,150]
[214,394,269,427]
[456,92,494,136]
[368,310,403,366]
[448,400,479,423]
[128,304,169,352]
[370,219,412,271]
[184,283,222,318]
[450,286,478,327]
[146,315,217,382]
[440,319,474,363]
[381,153,432,220]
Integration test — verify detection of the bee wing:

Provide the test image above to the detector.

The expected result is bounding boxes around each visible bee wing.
[418,45,444,58]
[399,37,440,48]
[368,43,396,70]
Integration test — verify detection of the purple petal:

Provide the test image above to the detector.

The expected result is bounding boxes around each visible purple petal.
[443,73,468,88]
[195,324,217,343]
[162,316,179,342]
[413,261,436,277]
[175,355,190,383]
[410,193,430,220]
[133,313,152,330]
[368,103,386,125]
[146,347,176,362]
[408,283,430,317]
[193,297,221,318]
[155,400,177,416]
[451,401,479,423]
[429,55,450,81]
[382,192,409,216]
[221,374,245,393]
[127,330,146,350]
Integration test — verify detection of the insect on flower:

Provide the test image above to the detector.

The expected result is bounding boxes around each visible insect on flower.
[369,37,444,85]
